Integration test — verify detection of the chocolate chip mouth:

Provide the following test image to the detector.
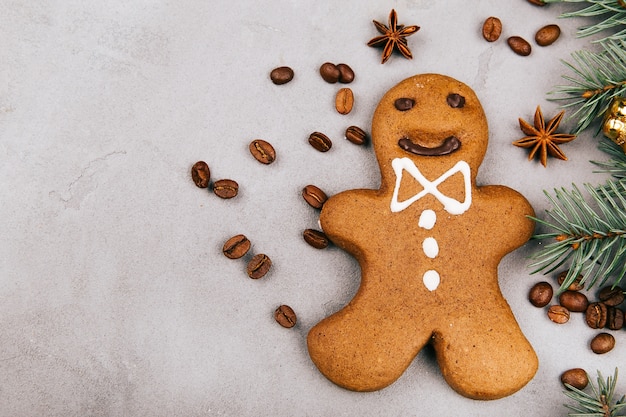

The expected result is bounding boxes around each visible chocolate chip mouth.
[398,136,461,156]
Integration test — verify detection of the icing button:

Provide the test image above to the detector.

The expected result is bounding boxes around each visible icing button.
[423,270,440,291]
[422,237,439,258]
[418,209,436,230]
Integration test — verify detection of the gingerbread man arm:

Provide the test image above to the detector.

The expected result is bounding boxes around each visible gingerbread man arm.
[473,184,535,255]
[319,189,382,258]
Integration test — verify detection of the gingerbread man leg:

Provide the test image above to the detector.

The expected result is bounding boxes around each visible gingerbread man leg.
[431,306,538,400]
[307,299,433,392]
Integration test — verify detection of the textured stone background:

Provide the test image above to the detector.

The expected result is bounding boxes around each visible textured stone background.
[1,1,623,416]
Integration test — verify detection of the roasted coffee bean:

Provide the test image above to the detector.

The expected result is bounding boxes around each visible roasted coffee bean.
[561,368,589,390]
[308,132,332,152]
[249,139,276,165]
[529,281,553,307]
[548,305,570,324]
[213,179,239,199]
[319,62,340,83]
[302,185,328,209]
[222,234,251,259]
[527,0,546,5]
[303,229,330,249]
[557,270,584,291]
[507,36,532,56]
[394,97,415,111]
[345,125,367,145]
[598,285,624,306]
[535,24,561,46]
[274,305,297,328]
[337,63,355,83]
[559,290,589,312]
[447,93,465,109]
[590,332,615,354]
[247,254,271,279]
[270,66,294,85]
[335,87,354,115]
[191,161,211,188]
[585,302,608,329]
[607,307,624,330]
[482,16,502,42]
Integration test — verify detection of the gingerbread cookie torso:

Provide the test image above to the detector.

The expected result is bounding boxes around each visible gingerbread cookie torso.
[307,73,538,400]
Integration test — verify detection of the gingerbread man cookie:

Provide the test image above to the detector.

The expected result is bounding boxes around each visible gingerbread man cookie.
[307,74,538,399]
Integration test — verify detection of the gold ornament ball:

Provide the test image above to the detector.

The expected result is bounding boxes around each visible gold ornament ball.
[602,97,626,151]
[610,96,626,118]
[603,118,625,140]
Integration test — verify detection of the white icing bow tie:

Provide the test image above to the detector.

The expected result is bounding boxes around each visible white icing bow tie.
[390,157,472,215]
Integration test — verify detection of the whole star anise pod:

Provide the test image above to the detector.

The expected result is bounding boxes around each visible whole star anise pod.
[367,9,420,64]
[513,106,576,167]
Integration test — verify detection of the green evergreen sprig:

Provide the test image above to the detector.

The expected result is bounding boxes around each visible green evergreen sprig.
[593,138,626,179]
[542,0,626,44]
[529,179,626,291]
[548,39,626,135]
[563,369,626,416]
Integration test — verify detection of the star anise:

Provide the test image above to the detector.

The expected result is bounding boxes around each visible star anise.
[367,9,420,64]
[513,106,576,167]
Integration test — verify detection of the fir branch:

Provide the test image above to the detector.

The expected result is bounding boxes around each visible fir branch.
[529,181,626,291]
[593,138,626,179]
[549,39,626,135]
[563,369,626,416]
[542,0,626,43]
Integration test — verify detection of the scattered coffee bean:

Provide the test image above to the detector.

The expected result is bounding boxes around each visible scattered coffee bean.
[561,368,589,390]
[482,17,502,42]
[308,132,332,152]
[337,63,355,83]
[606,307,624,330]
[528,281,553,307]
[302,185,328,209]
[548,305,570,324]
[394,97,415,111]
[191,161,211,188]
[590,332,615,354]
[527,0,546,5]
[247,254,271,279]
[270,66,294,85]
[535,24,561,46]
[447,93,466,109]
[345,126,368,145]
[249,139,276,165]
[598,285,624,307]
[274,305,297,328]
[507,36,532,56]
[303,229,330,249]
[585,302,608,329]
[213,179,239,199]
[335,87,354,115]
[319,62,354,83]
[319,62,340,83]
[559,290,589,312]
[558,270,584,291]
[222,234,251,259]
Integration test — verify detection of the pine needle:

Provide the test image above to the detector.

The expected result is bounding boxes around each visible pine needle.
[593,138,626,179]
[549,39,626,135]
[563,369,626,416]
[543,0,626,43]
[529,181,626,290]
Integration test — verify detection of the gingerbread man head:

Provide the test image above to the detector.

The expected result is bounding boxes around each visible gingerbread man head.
[372,73,488,193]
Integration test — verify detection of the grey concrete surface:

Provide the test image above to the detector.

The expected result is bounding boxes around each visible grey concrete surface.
[1,1,624,416]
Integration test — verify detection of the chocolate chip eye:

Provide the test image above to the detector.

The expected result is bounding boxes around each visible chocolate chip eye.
[394,98,415,111]
[447,93,465,108]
